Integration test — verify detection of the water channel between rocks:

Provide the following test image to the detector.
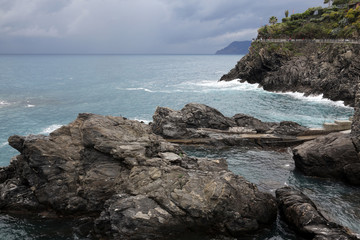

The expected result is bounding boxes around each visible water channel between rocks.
[182,145,360,239]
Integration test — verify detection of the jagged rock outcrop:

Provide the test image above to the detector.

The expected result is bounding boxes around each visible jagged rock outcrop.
[276,187,359,240]
[0,113,277,239]
[152,103,309,147]
[220,42,360,106]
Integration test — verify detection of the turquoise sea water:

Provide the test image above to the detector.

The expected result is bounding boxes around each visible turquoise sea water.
[0,54,357,239]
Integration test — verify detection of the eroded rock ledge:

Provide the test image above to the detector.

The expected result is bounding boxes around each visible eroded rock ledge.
[220,42,360,106]
[152,103,309,148]
[0,113,277,239]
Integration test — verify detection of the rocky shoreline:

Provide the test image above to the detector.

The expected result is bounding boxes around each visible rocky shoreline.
[1,113,278,239]
[220,42,360,106]
[0,105,359,239]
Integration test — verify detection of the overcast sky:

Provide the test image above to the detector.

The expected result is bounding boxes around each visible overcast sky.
[0,0,325,54]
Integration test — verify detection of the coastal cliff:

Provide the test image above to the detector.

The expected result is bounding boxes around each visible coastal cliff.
[220,41,360,106]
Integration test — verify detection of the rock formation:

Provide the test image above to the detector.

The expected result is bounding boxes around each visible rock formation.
[276,187,359,240]
[292,85,360,185]
[152,103,309,147]
[220,41,360,185]
[220,42,360,106]
[293,132,360,185]
[0,113,277,239]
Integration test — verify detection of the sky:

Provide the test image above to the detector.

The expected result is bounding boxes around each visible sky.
[0,0,325,54]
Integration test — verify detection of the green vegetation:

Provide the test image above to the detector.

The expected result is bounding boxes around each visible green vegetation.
[258,0,360,39]
[251,41,303,57]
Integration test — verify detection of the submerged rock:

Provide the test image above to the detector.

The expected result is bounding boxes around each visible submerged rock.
[1,113,277,239]
[276,187,359,240]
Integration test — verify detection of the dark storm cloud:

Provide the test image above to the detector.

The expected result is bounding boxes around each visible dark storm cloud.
[0,0,325,54]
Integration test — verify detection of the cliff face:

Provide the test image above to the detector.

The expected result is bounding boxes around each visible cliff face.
[220,42,360,106]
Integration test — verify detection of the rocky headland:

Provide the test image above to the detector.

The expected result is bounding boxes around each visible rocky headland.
[219,40,360,186]
[220,42,360,106]
[0,113,278,239]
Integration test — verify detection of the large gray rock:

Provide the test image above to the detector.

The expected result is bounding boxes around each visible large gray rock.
[276,187,359,240]
[1,113,277,239]
[293,132,360,185]
[152,103,236,138]
[231,113,272,133]
[152,103,308,142]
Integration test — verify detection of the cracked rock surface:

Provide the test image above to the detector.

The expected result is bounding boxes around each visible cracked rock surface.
[1,113,277,239]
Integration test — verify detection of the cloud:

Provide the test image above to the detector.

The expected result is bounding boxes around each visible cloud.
[0,0,325,54]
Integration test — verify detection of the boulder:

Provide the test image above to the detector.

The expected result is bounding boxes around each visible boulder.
[231,113,272,133]
[293,132,360,185]
[152,103,236,138]
[152,103,308,142]
[273,121,308,136]
[1,113,277,239]
[276,187,358,240]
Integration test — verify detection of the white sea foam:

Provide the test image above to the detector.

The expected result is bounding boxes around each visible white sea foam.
[0,100,11,108]
[179,79,261,92]
[27,104,35,108]
[123,87,155,93]
[39,124,63,135]
[0,142,8,148]
[132,118,151,124]
[278,92,351,108]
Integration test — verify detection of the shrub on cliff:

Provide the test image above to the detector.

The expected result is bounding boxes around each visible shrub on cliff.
[258,4,360,39]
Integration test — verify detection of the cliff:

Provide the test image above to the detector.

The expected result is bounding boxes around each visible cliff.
[220,41,360,106]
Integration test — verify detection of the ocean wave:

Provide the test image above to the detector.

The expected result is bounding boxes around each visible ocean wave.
[121,87,155,93]
[176,79,261,92]
[39,124,63,135]
[278,92,351,108]
[132,118,151,124]
[0,142,8,148]
[0,100,11,108]
[117,79,261,94]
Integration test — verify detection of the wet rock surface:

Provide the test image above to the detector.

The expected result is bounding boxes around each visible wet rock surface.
[1,113,277,239]
[276,187,359,240]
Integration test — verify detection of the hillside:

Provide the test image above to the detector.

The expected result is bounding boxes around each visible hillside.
[258,1,360,39]
[215,41,251,55]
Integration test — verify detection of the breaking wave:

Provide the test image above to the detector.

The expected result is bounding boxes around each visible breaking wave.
[39,124,63,135]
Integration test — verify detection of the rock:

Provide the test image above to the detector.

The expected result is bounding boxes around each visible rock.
[220,42,360,106]
[152,103,308,145]
[0,113,277,239]
[231,113,272,133]
[293,132,360,184]
[276,187,359,240]
[152,103,236,139]
[273,121,308,136]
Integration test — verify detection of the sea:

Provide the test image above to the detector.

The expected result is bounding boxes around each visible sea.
[0,54,358,239]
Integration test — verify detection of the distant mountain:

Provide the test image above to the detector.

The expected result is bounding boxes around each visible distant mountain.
[215,41,252,55]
